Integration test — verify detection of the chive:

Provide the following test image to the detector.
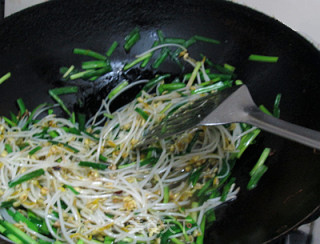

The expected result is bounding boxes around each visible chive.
[123,52,152,70]
[189,165,205,187]
[99,154,108,162]
[186,130,200,153]
[118,162,136,169]
[62,65,75,79]
[247,165,268,190]
[152,49,169,69]
[8,209,38,232]
[193,35,220,44]
[49,90,72,116]
[164,37,186,45]
[197,178,214,197]
[160,103,173,114]
[124,28,140,51]
[108,80,129,99]
[140,157,158,167]
[220,177,236,202]
[171,238,185,244]
[141,74,171,92]
[50,86,78,95]
[48,130,59,138]
[196,215,206,244]
[250,148,271,176]
[16,98,26,115]
[106,41,119,57]
[248,54,279,63]
[77,113,86,131]
[10,111,18,124]
[0,72,11,85]
[0,224,5,233]
[48,109,53,115]
[163,186,169,203]
[3,116,16,127]
[190,202,199,222]
[73,48,106,60]
[205,208,216,223]
[64,184,80,195]
[77,240,84,244]
[82,131,99,141]
[184,37,197,48]
[0,220,38,244]
[135,107,149,120]
[259,105,272,116]
[103,113,114,119]
[141,41,159,68]
[70,70,92,80]
[237,129,261,158]
[187,61,202,87]
[0,200,16,208]
[224,63,235,72]
[70,112,76,124]
[7,233,23,244]
[22,103,47,130]
[273,93,282,118]
[157,30,165,43]
[5,144,13,153]
[158,82,186,94]
[235,80,243,85]
[63,143,80,153]
[191,80,233,94]
[82,60,108,69]
[79,161,107,170]
[28,146,42,155]
[9,169,45,188]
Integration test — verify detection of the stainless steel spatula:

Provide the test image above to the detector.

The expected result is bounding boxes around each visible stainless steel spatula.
[141,85,320,149]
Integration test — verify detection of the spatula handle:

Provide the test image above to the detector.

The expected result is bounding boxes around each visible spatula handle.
[247,107,320,150]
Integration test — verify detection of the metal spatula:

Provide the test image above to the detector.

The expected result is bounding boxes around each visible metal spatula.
[140,85,320,150]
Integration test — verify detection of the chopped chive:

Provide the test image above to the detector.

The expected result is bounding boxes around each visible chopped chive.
[99,154,108,162]
[3,116,16,127]
[108,80,129,99]
[62,65,75,79]
[0,220,38,244]
[77,113,86,131]
[197,178,214,197]
[9,169,45,188]
[157,30,165,43]
[273,93,282,118]
[48,130,59,138]
[250,148,271,176]
[189,165,205,187]
[70,112,76,124]
[158,82,186,94]
[247,165,268,190]
[191,80,233,94]
[236,129,261,158]
[50,86,78,95]
[164,37,186,45]
[10,111,18,124]
[160,103,173,114]
[224,63,235,72]
[196,215,206,244]
[16,98,26,115]
[81,60,108,69]
[193,35,220,44]
[0,224,6,233]
[48,109,53,115]
[79,161,107,170]
[220,177,236,202]
[106,41,119,57]
[186,130,200,153]
[0,200,16,208]
[140,157,158,167]
[118,162,136,169]
[123,52,152,70]
[141,74,171,92]
[171,238,185,244]
[73,48,106,60]
[184,37,197,48]
[248,54,279,63]
[49,88,77,116]
[141,41,159,68]
[187,61,202,87]
[5,144,13,153]
[190,202,199,222]
[235,80,243,85]
[0,72,11,85]
[259,105,273,116]
[124,29,140,52]
[135,107,149,120]
[103,113,114,119]
[70,70,92,80]
[163,186,169,203]
[8,209,38,232]
[22,103,47,130]
[152,48,169,69]
[28,146,42,155]
[7,234,23,244]
[64,185,80,195]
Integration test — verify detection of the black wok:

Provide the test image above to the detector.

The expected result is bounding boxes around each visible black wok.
[0,0,320,243]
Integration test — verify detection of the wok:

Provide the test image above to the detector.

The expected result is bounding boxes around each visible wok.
[0,0,320,243]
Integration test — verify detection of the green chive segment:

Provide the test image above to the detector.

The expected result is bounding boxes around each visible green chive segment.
[9,169,45,188]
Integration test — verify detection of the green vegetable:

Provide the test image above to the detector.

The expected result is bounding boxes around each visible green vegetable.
[273,93,282,118]
[186,130,201,153]
[140,157,158,167]
[9,169,45,188]
[163,186,169,203]
[124,28,140,51]
[236,129,261,158]
[152,49,169,69]
[5,144,13,153]
[79,161,107,170]
[62,65,75,79]
[0,220,38,244]
[135,107,149,120]
[196,215,206,244]
[191,80,233,94]
[123,52,152,70]
[17,98,26,115]
[81,60,109,70]
[220,177,235,202]
[49,87,78,116]
[0,200,16,208]
[247,165,268,190]
[164,37,185,45]
[64,184,80,195]
[187,61,202,87]
[158,82,186,94]
[250,148,271,176]
[106,41,119,57]
[73,48,106,60]
[193,35,220,44]
[259,105,272,116]
[248,54,279,63]
[28,146,42,156]
[0,72,11,85]
[108,80,129,99]
[141,74,171,92]
[141,41,159,68]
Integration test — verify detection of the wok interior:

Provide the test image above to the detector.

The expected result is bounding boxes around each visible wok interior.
[0,0,320,243]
